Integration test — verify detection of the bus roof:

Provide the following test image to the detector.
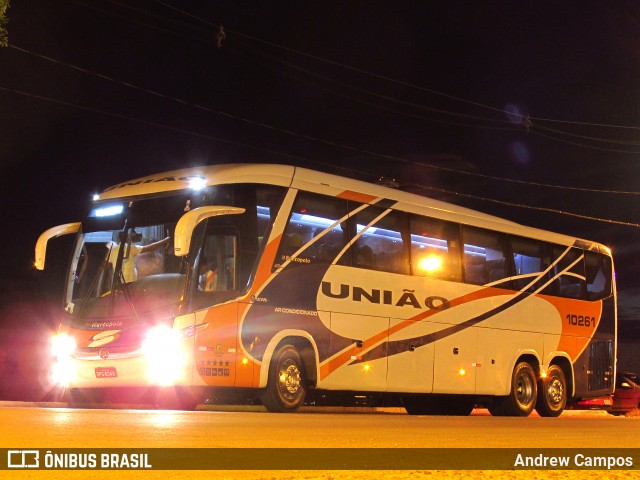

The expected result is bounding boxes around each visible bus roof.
[96,163,610,254]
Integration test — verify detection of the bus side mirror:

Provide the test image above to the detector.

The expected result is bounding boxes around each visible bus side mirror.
[174,206,245,257]
[35,222,81,270]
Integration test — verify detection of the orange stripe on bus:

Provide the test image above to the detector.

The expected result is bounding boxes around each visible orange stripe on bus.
[250,234,282,295]
[547,297,603,361]
[337,190,378,204]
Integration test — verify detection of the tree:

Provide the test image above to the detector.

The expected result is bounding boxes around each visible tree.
[0,0,9,47]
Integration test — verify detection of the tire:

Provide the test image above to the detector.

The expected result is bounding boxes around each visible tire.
[403,396,433,415]
[261,344,307,413]
[489,361,537,417]
[404,395,474,416]
[442,397,475,416]
[535,365,567,417]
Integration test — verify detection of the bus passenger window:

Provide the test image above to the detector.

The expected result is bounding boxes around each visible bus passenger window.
[552,247,586,299]
[348,206,409,275]
[585,251,612,300]
[462,227,510,288]
[410,215,461,281]
[273,192,348,270]
[511,237,551,292]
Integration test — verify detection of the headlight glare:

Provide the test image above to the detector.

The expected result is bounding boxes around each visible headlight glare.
[51,333,76,358]
[142,325,187,386]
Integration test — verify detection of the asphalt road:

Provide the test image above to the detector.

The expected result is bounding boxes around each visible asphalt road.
[0,405,637,448]
[0,406,638,479]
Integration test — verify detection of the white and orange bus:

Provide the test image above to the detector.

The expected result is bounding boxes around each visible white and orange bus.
[36,164,616,415]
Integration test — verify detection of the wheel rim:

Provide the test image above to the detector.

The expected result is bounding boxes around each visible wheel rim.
[546,377,564,406]
[516,370,535,407]
[278,359,301,400]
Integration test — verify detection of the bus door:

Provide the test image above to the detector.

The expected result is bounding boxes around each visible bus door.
[191,222,241,387]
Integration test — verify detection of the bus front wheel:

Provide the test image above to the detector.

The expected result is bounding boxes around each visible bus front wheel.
[489,361,537,417]
[535,365,567,417]
[261,344,307,413]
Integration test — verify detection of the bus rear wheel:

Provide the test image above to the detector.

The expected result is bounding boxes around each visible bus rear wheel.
[489,361,537,417]
[535,365,567,417]
[261,344,307,413]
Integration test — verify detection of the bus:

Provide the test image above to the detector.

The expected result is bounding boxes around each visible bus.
[36,163,616,415]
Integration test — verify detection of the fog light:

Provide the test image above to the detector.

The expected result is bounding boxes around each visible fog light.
[50,333,77,386]
[51,358,76,387]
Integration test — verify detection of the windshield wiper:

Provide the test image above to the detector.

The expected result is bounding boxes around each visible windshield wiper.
[109,226,143,322]
[74,242,115,318]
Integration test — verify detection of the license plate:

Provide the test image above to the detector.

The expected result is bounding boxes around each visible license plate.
[95,367,117,378]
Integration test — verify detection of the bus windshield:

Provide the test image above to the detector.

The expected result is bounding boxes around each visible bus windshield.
[64,184,285,323]
[66,220,186,323]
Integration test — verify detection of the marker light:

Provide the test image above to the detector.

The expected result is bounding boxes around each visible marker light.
[142,325,187,386]
[189,177,208,191]
[91,204,124,218]
[458,368,466,376]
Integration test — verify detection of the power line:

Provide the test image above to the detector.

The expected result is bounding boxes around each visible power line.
[228,41,640,156]
[534,123,640,147]
[68,0,209,43]
[10,43,640,195]
[226,39,640,151]
[0,83,353,176]
[74,0,516,130]
[405,182,640,228]
[67,0,640,151]
[228,39,515,127]
[2,83,639,228]
[150,0,640,132]
[531,130,640,155]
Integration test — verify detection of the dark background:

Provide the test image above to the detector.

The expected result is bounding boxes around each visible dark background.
[1,1,639,398]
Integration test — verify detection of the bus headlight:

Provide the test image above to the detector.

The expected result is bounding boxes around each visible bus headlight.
[50,333,77,387]
[51,333,76,358]
[142,325,188,386]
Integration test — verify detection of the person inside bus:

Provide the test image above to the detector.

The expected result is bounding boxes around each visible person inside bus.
[198,257,219,292]
[134,251,164,279]
[106,235,170,283]
[354,244,374,268]
[283,232,303,257]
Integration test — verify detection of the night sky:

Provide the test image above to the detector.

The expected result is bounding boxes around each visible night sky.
[1,1,640,328]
